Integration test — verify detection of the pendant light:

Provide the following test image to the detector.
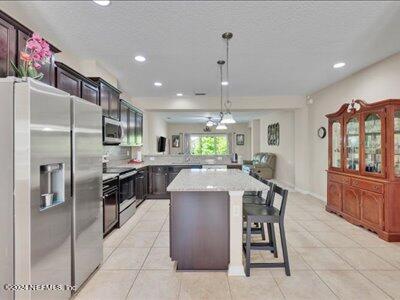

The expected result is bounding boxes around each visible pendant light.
[206,117,214,127]
[221,32,236,124]
[216,60,227,130]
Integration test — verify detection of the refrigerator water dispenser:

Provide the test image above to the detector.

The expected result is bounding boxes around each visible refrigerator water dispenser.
[40,163,65,210]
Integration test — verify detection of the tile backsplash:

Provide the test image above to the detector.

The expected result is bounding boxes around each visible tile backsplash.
[103,146,131,166]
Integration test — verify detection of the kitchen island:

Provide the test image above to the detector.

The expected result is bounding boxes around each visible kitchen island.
[167,168,268,276]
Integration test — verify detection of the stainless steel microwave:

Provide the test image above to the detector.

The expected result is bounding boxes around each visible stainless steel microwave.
[103,116,122,145]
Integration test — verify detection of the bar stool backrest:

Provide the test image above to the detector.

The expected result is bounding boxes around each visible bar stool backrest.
[272,185,289,220]
[259,178,275,207]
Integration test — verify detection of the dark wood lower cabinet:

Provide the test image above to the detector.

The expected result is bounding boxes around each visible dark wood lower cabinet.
[170,191,229,270]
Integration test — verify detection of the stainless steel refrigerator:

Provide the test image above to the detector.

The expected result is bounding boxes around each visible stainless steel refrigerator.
[0,78,103,299]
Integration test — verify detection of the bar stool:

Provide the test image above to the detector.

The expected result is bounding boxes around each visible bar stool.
[243,177,275,245]
[243,184,290,276]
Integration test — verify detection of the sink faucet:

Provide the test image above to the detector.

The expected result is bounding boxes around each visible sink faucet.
[184,155,190,162]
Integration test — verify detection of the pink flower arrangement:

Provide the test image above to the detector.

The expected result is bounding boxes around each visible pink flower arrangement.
[11,32,52,80]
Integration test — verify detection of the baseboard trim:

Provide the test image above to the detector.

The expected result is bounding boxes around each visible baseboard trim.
[228,264,245,276]
[294,186,327,203]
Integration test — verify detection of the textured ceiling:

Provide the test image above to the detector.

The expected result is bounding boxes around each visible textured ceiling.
[156,110,278,124]
[3,1,400,100]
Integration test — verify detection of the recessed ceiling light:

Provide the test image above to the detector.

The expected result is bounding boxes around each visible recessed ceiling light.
[221,81,229,86]
[134,55,146,62]
[93,0,110,6]
[333,62,346,69]
[154,82,162,87]
[176,93,183,97]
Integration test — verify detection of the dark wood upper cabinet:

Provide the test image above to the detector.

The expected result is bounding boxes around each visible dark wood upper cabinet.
[120,100,129,146]
[81,79,99,105]
[135,112,143,145]
[0,17,16,77]
[89,77,121,120]
[109,89,120,120]
[55,62,81,97]
[129,107,136,145]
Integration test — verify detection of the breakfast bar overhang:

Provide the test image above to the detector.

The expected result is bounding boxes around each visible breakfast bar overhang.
[167,168,268,276]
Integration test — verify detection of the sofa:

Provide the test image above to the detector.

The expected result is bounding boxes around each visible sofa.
[242,152,276,180]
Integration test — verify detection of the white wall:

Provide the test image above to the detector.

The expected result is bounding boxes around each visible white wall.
[309,52,400,200]
[258,111,295,188]
[144,112,168,155]
[166,123,252,160]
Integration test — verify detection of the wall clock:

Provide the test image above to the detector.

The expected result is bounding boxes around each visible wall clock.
[318,127,327,139]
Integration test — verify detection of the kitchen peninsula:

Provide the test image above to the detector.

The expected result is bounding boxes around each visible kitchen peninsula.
[167,168,268,276]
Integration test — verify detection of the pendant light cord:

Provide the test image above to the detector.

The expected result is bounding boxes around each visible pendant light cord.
[219,63,223,119]
[225,37,232,113]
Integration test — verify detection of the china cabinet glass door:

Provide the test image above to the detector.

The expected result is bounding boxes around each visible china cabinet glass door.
[332,121,342,168]
[364,113,382,174]
[346,117,359,171]
[394,110,400,176]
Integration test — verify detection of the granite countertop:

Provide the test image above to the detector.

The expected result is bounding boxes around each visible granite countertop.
[167,169,268,192]
[103,173,118,181]
[117,161,242,170]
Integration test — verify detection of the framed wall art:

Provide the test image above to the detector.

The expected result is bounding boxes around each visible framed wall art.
[236,134,245,146]
[267,123,280,146]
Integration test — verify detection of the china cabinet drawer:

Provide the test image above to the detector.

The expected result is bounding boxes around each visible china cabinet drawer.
[351,178,383,194]
[329,173,350,185]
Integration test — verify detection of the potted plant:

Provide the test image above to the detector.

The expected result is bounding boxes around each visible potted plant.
[10,33,52,80]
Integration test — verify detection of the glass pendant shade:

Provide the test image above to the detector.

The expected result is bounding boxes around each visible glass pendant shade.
[216,123,227,130]
[206,120,214,127]
[220,112,236,124]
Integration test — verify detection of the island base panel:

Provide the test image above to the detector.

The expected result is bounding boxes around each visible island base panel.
[170,191,229,270]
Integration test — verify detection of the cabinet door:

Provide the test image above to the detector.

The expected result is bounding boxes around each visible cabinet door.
[168,172,179,185]
[360,190,384,229]
[327,181,342,211]
[0,18,16,77]
[135,173,145,201]
[120,102,129,146]
[329,118,343,170]
[100,83,110,116]
[81,81,99,105]
[342,185,360,219]
[362,110,386,178]
[129,109,136,146]
[135,112,143,145]
[56,67,81,96]
[151,172,167,195]
[109,90,120,120]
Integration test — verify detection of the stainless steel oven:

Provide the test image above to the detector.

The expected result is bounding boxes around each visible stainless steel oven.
[103,116,122,145]
[118,170,137,226]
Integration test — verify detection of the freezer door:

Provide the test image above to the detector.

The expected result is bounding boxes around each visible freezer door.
[71,96,103,291]
[0,78,15,300]
[14,78,72,299]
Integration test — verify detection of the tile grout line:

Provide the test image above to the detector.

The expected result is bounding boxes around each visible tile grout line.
[124,201,170,299]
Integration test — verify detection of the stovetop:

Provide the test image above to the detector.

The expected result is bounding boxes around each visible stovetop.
[103,166,136,175]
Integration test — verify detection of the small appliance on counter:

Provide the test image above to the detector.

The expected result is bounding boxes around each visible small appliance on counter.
[231,152,238,163]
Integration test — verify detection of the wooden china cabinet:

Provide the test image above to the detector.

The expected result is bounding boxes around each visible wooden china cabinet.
[326,99,400,242]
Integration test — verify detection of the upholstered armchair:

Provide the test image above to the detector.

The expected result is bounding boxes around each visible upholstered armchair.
[242,152,276,180]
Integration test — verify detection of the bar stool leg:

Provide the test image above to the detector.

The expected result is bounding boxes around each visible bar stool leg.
[261,223,266,240]
[245,217,252,277]
[270,223,278,258]
[279,221,290,276]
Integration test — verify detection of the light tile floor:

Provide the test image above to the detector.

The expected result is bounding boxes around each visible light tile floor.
[75,192,400,300]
